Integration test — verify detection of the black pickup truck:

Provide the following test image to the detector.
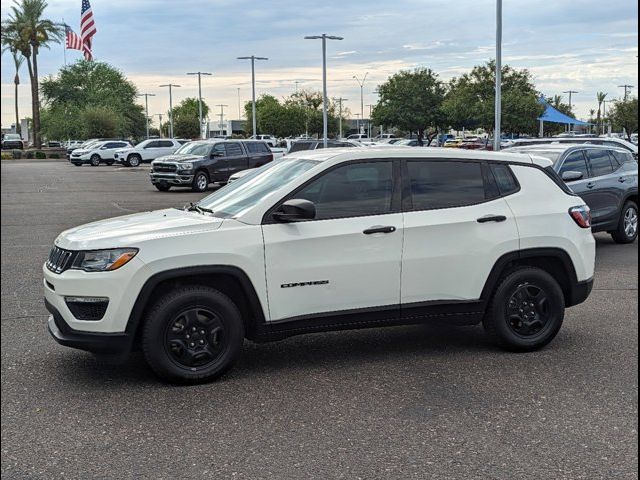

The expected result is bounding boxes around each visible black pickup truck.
[150,140,273,192]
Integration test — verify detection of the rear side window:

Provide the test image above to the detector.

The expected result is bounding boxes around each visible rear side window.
[158,140,174,148]
[490,164,519,195]
[289,142,313,153]
[225,143,244,157]
[611,150,633,166]
[407,160,486,210]
[559,151,589,178]
[586,150,614,177]
[295,161,394,220]
[246,142,270,154]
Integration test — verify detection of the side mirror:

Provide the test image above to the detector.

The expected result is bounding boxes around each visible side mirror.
[272,199,316,222]
[561,170,584,182]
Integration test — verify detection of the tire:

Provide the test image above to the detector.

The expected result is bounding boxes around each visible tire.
[154,183,171,192]
[90,154,101,167]
[142,285,245,384]
[483,267,565,352]
[192,170,209,192]
[611,201,638,244]
[127,154,141,168]
[72,162,82,167]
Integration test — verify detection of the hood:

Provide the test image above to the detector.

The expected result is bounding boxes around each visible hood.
[55,208,224,251]
[153,154,204,163]
[72,149,91,155]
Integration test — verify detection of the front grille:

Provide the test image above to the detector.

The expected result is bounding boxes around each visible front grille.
[153,163,177,173]
[46,246,77,274]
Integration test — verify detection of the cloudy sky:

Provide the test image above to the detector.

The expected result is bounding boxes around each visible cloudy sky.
[1,0,638,129]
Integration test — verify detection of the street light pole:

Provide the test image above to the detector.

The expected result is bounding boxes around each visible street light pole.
[366,104,374,138]
[237,56,268,138]
[154,114,163,137]
[305,34,344,147]
[494,0,502,151]
[353,73,368,135]
[618,84,634,101]
[137,93,156,139]
[216,104,228,136]
[336,97,348,139]
[187,72,212,139]
[237,88,241,119]
[159,83,181,138]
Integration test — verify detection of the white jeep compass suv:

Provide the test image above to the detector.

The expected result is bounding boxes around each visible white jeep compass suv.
[44,148,596,383]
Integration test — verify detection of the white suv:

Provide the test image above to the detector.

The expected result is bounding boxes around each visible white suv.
[44,148,595,383]
[69,140,132,166]
[114,138,187,167]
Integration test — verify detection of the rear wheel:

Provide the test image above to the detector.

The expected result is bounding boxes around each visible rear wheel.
[483,267,565,352]
[611,201,638,244]
[90,154,101,167]
[127,154,142,167]
[154,183,171,192]
[142,285,245,384]
[192,170,209,192]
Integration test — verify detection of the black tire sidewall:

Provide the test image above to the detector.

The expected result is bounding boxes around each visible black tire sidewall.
[155,183,171,192]
[128,154,141,167]
[142,286,244,383]
[192,171,209,192]
[485,268,565,351]
[90,155,101,166]
[615,201,638,243]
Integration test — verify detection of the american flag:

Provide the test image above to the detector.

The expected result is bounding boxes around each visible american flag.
[65,25,83,51]
[80,0,97,61]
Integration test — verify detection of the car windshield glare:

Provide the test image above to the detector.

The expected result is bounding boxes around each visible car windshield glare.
[175,142,210,156]
[197,158,321,218]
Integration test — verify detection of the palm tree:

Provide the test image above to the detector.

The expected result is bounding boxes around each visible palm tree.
[1,31,25,134]
[589,109,596,134]
[1,0,63,147]
[596,92,607,135]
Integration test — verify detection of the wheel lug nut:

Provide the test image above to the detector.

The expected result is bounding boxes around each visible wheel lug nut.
[186,334,190,339]
[199,340,204,345]
[200,330,205,334]
[189,342,195,347]
[192,327,197,332]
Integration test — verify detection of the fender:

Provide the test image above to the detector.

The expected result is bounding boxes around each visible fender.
[480,247,581,306]
[125,265,267,340]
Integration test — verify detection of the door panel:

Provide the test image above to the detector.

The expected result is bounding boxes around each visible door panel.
[402,199,519,303]
[224,143,248,178]
[262,214,403,321]
[584,149,620,225]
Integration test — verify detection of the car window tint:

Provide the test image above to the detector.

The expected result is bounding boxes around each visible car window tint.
[246,142,269,154]
[289,142,313,153]
[611,150,633,165]
[157,140,174,148]
[559,151,590,178]
[212,144,226,156]
[225,143,244,156]
[586,149,614,177]
[408,160,486,210]
[295,161,394,220]
[490,164,519,195]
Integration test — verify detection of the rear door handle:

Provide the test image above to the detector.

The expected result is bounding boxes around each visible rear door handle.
[477,215,507,223]
[619,177,627,183]
[363,226,396,235]
[586,182,596,189]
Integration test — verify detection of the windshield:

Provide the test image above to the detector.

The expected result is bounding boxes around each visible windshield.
[5,134,21,140]
[512,149,562,164]
[175,142,211,156]
[197,157,321,218]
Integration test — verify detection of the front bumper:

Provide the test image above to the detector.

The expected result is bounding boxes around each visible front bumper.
[2,142,23,149]
[567,277,594,307]
[46,299,132,356]
[150,172,194,185]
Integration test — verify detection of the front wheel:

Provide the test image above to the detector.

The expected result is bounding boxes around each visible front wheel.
[154,183,171,192]
[611,201,638,244]
[142,285,245,384]
[192,171,209,192]
[90,154,101,167]
[483,267,565,352]
[127,154,142,168]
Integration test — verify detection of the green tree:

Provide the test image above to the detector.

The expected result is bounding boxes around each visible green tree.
[81,106,118,138]
[372,68,445,144]
[40,60,146,140]
[1,0,64,147]
[596,92,608,135]
[442,61,544,136]
[170,97,209,139]
[608,98,638,141]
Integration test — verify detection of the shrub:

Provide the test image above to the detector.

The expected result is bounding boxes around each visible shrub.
[1,152,12,160]
[24,150,34,159]
[11,150,22,159]
[35,151,47,159]
[49,153,61,159]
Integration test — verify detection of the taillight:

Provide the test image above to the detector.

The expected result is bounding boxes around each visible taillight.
[569,205,592,228]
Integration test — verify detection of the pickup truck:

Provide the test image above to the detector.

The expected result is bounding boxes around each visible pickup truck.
[150,139,273,192]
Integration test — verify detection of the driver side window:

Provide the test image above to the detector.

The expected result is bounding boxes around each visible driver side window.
[295,161,394,220]
[560,151,590,179]
[212,144,226,157]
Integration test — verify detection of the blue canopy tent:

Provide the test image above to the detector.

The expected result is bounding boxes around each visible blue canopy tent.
[537,98,590,136]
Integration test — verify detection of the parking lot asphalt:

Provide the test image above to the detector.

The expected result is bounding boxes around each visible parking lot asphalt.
[1,159,638,480]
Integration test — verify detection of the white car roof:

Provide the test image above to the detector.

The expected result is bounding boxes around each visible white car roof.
[288,146,553,168]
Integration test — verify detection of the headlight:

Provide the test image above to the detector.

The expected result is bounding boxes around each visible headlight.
[179,163,194,172]
[71,248,138,272]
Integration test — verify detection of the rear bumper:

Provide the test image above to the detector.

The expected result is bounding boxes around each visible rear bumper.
[567,277,594,307]
[46,299,133,356]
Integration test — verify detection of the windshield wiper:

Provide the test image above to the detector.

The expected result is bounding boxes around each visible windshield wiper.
[186,202,215,215]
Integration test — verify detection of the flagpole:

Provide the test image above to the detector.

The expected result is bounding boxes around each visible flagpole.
[62,18,67,65]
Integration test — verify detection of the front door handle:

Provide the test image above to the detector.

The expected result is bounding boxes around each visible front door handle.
[586,182,596,189]
[477,215,507,223]
[619,177,627,183]
[363,226,396,235]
